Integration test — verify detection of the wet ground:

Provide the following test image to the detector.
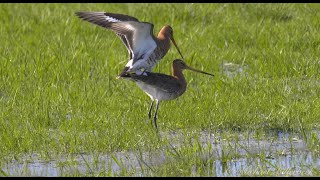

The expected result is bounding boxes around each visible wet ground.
[2,130,319,176]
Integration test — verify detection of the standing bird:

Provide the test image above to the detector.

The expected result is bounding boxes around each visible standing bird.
[75,12,184,78]
[123,59,214,129]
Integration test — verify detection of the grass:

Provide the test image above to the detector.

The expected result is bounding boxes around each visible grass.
[0,3,320,176]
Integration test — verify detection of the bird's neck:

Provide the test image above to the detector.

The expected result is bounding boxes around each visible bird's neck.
[157,33,171,52]
[172,66,187,89]
[157,31,168,39]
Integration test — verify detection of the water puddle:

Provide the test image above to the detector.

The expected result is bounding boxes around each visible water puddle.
[1,130,319,176]
[221,62,248,78]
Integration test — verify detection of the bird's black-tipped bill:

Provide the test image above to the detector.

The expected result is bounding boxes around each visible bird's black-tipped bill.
[170,37,184,60]
[187,66,214,77]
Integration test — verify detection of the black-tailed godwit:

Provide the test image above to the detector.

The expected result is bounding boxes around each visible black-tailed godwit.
[123,59,214,129]
[75,12,184,78]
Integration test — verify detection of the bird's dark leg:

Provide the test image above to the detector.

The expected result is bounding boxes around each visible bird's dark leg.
[153,100,160,130]
[148,99,154,119]
[141,68,148,76]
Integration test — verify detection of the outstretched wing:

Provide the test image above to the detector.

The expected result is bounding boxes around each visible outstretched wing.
[75,12,156,63]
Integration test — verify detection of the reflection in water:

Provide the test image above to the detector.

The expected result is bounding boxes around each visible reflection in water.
[2,130,320,176]
[214,152,317,176]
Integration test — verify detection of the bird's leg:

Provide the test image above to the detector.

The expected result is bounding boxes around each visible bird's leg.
[148,99,154,119]
[129,45,156,74]
[135,67,149,76]
[153,100,160,130]
[134,69,148,76]
[141,69,148,76]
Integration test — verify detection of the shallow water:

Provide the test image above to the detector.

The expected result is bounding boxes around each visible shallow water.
[221,62,248,78]
[2,130,319,176]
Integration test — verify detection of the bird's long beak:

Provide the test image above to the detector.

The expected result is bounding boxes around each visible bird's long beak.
[186,66,215,77]
[170,37,184,60]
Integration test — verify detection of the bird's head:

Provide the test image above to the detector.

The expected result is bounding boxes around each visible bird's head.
[160,25,184,60]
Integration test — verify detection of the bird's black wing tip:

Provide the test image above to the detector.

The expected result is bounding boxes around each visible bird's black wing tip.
[75,12,83,18]
[74,11,93,18]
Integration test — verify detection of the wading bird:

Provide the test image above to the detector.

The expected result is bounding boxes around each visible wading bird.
[123,59,214,129]
[75,12,184,78]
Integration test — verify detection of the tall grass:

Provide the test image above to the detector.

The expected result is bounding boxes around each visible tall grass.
[0,3,319,176]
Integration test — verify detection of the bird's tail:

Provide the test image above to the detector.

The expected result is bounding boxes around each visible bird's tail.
[117,67,150,79]
[116,66,130,79]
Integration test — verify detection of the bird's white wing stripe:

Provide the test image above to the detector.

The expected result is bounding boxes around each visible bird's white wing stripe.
[105,16,120,22]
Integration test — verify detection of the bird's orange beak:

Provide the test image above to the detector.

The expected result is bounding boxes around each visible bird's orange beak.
[170,37,184,60]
